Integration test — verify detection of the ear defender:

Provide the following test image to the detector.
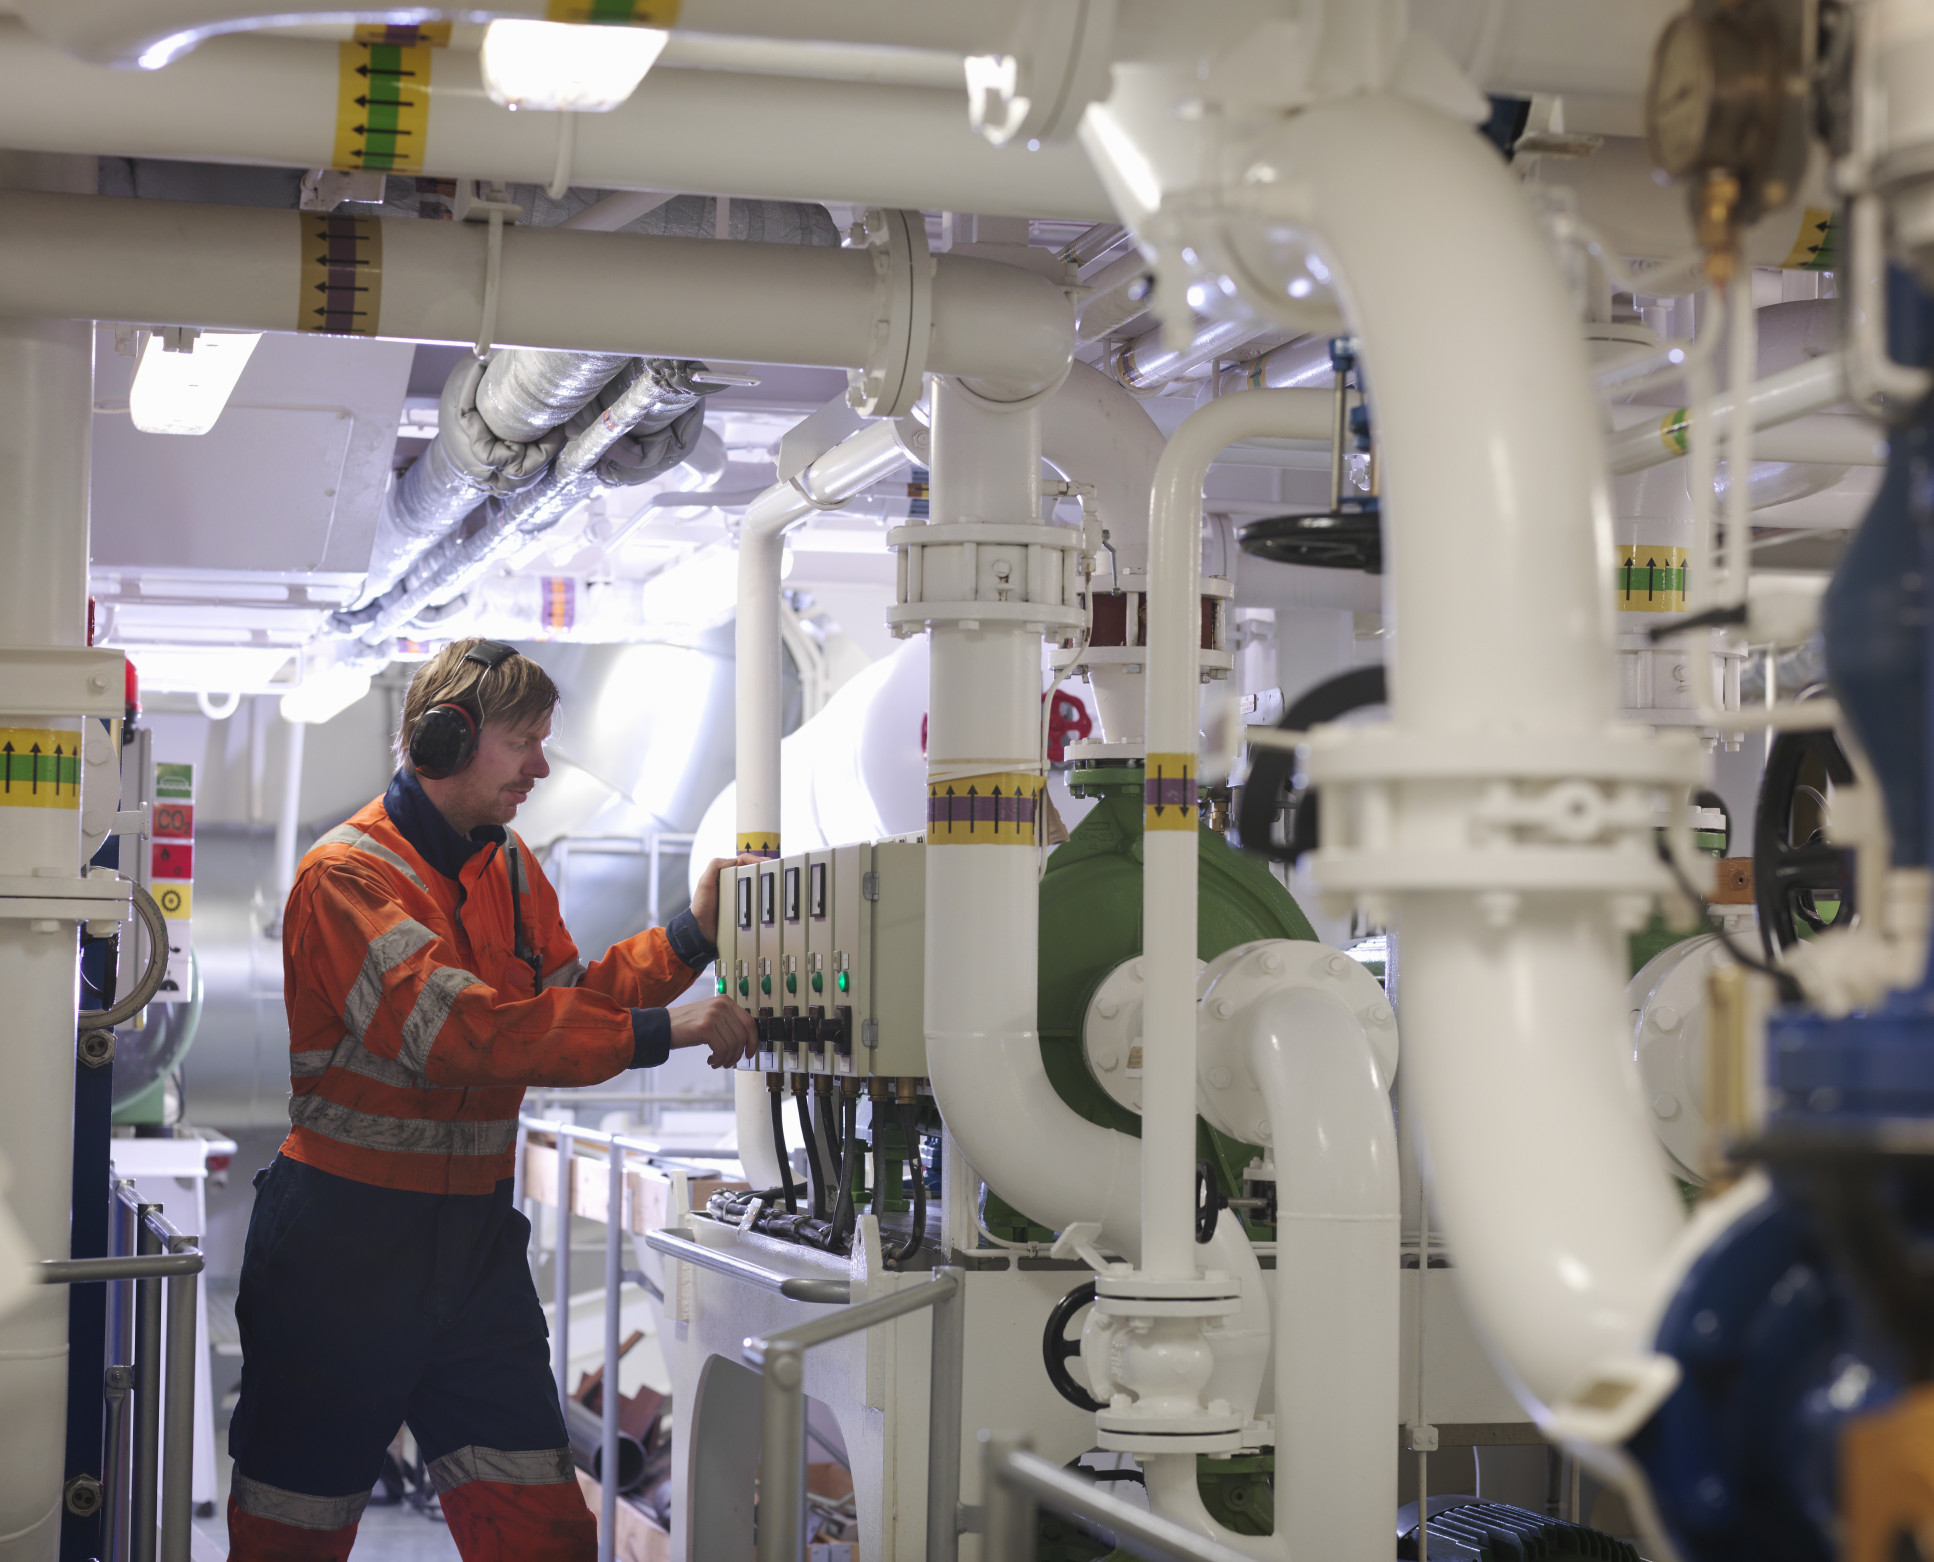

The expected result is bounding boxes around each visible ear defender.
[407,640,522,780]
[409,702,479,780]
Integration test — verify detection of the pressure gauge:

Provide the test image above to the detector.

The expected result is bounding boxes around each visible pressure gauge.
[1644,5,1785,182]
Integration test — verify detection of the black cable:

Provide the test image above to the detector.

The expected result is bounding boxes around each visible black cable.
[890,1100,927,1265]
[871,1108,892,1262]
[770,1088,798,1215]
[1653,834,1806,1005]
[813,1084,843,1187]
[827,1092,859,1249]
[796,1089,827,1220]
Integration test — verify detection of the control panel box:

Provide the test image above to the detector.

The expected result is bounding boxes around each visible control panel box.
[720,841,925,1079]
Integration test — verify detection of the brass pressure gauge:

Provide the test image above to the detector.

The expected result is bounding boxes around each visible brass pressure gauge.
[1643,0,1814,284]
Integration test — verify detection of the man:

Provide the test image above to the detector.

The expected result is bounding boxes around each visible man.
[227,638,758,1561]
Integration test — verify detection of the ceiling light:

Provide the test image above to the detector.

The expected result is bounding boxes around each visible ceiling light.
[129,329,261,436]
[280,663,373,726]
[481,20,670,113]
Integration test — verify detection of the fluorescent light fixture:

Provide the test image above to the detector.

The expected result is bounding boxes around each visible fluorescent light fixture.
[129,330,261,436]
[280,663,373,727]
[481,20,669,113]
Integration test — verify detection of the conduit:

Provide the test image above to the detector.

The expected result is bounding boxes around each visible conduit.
[0,189,1073,393]
[0,23,1113,221]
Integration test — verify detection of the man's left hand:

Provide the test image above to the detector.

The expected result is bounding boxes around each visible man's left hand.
[690,853,766,947]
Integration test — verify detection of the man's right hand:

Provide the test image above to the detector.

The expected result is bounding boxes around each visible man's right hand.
[669,996,759,1069]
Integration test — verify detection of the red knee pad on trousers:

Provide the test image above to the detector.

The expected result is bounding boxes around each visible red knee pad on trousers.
[226,1494,359,1562]
[441,1478,598,1562]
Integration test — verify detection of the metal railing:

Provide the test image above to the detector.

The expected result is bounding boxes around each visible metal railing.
[979,1436,1257,1562]
[518,1116,740,1562]
[40,1181,203,1562]
[642,1227,850,1304]
[740,1269,964,1562]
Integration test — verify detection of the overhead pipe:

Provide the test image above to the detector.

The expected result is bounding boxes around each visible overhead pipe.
[0,189,1073,394]
[1606,352,1853,473]
[348,358,707,642]
[0,23,1113,221]
[1111,315,1260,393]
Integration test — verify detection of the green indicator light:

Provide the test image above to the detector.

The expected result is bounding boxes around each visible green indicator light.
[738,976,749,996]
[761,973,772,995]
[715,976,726,995]
[786,972,797,994]
[812,972,823,993]
[837,970,849,993]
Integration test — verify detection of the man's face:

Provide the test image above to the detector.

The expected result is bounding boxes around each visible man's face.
[441,711,552,831]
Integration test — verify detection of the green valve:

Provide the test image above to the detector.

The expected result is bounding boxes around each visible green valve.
[715,975,726,995]
[837,970,849,993]
[761,973,772,995]
[786,972,797,994]
[738,976,749,997]
[812,971,824,993]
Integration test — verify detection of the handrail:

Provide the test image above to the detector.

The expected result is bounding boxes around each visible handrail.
[643,1226,851,1305]
[741,1269,964,1562]
[980,1438,1257,1562]
[39,1252,201,1283]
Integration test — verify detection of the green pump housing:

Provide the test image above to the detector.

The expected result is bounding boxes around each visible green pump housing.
[980,766,1319,1242]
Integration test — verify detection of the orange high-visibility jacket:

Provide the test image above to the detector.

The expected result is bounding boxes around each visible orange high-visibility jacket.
[277,775,705,1194]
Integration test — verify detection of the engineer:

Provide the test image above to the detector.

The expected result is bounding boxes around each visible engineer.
[226,638,758,1561]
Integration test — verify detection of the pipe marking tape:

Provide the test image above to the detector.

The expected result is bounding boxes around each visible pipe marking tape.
[927,772,1043,845]
[545,0,683,20]
[333,39,434,174]
[1143,753,1198,833]
[1779,206,1839,272]
[298,214,383,337]
[1616,547,1688,613]
[0,727,82,809]
[1657,408,1690,458]
[737,834,780,858]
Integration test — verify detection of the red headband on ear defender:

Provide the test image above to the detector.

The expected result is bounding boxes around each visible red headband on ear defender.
[407,641,519,780]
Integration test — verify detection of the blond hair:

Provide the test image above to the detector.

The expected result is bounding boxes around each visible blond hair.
[394,639,561,769]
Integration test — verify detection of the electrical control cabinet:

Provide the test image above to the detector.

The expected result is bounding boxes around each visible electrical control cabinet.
[720,841,926,1079]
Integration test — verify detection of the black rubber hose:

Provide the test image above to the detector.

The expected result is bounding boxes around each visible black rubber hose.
[871,1108,891,1257]
[770,1088,797,1215]
[890,1100,927,1264]
[796,1089,827,1220]
[1235,664,1387,862]
[813,1085,843,1187]
[828,1092,860,1248]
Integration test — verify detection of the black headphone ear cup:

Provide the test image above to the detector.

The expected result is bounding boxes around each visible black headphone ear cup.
[410,704,477,781]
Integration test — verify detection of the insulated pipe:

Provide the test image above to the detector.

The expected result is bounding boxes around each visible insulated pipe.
[1145,974,1401,1562]
[1113,315,1259,393]
[0,309,92,1559]
[1226,95,1686,1410]
[0,190,1074,392]
[1140,390,1331,1280]
[0,24,1112,221]
[1606,355,1860,472]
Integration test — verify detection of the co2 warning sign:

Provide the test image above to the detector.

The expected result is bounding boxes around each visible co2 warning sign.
[150,760,194,1004]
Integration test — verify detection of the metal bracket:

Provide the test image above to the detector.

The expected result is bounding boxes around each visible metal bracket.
[862,872,880,901]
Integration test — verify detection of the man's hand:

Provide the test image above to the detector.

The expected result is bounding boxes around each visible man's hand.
[669,996,759,1070]
[689,853,764,947]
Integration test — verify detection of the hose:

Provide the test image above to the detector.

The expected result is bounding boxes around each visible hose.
[796,1089,828,1221]
[770,1086,798,1215]
[80,879,169,1032]
[812,1083,843,1190]
[827,1091,859,1249]
[889,1099,927,1265]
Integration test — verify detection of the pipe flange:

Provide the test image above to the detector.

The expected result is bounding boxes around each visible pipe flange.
[1081,955,1207,1117]
[1094,1272,1241,1303]
[1628,933,1726,1184]
[1094,1412,1246,1455]
[884,600,1087,632]
[1194,939,1397,1145]
[845,208,932,420]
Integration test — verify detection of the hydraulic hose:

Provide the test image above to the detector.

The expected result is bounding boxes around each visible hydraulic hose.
[80,879,168,1032]
[827,1091,860,1249]
[796,1088,827,1221]
[890,1099,928,1265]
[769,1085,798,1215]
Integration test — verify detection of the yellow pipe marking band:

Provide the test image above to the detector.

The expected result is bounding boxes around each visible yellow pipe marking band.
[1779,206,1838,270]
[737,834,780,858]
[0,727,81,808]
[298,214,382,336]
[1617,546,1689,613]
[1144,753,1199,833]
[334,39,433,174]
[544,0,683,21]
[927,771,1043,845]
[1659,409,1690,458]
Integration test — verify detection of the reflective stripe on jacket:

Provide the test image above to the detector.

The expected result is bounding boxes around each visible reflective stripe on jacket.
[278,781,701,1194]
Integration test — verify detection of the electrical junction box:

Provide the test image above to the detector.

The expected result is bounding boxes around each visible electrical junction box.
[724,841,925,1080]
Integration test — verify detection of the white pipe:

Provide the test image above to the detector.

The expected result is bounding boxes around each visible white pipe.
[0,308,93,1558]
[1605,351,1852,474]
[1041,360,1164,576]
[272,713,304,906]
[1141,390,1330,1280]
[0,189,1073,391]
[0,22,1112,220]
[1223,94,1685,1411]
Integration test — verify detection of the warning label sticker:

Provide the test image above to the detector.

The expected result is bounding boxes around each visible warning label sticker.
[1143,753,1199,833]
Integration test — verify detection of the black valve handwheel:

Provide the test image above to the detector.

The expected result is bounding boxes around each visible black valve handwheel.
[1754,729,1858,958]
[1042,1280,1105,1412]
